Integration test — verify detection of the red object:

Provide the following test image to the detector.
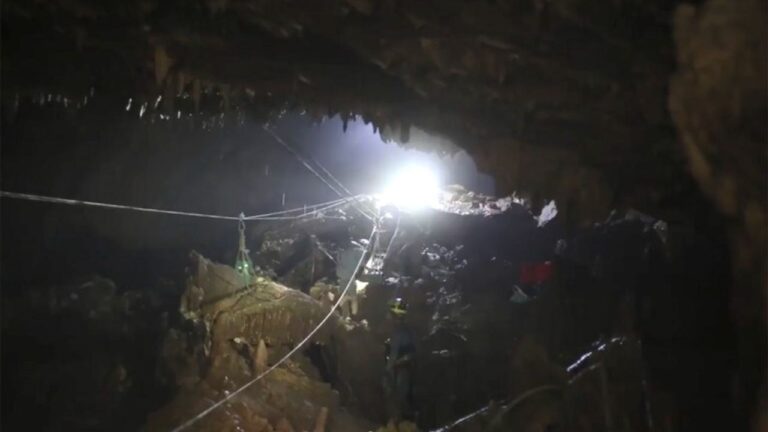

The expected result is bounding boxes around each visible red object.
[520,263,536,284]
[520,261,554,284]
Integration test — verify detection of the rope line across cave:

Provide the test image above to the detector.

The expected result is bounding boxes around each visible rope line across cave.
[1,189,380,430]
[0,190,357,221]
[262,126,377,222]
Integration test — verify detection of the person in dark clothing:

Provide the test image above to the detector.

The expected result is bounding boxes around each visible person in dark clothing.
[383,297,415,423]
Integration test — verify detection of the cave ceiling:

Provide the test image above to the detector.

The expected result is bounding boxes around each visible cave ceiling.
[0,0,742,222]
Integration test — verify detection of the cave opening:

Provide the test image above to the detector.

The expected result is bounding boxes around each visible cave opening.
[1,2,765,432]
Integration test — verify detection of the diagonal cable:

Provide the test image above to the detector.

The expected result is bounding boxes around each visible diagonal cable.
[170,224,376,432]
[0,191,355,222]
[262,126,376,221]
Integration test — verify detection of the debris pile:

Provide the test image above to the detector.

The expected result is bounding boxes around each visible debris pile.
[1,193,740,431]
[149,192,655,431]
[150,251,378,431]
[434,185,521,217]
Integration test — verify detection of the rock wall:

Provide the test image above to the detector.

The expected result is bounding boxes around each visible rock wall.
[669,0,767,427]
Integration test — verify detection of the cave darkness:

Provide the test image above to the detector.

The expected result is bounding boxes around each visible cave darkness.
[1,1,766,432]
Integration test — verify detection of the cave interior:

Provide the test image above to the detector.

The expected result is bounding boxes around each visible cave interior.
[1,1,766,431]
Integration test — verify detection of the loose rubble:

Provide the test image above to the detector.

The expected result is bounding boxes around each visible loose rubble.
[144,192,683,431]
[1,190,739,431]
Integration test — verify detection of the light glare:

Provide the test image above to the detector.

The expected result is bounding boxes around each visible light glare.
[380,165,440,211]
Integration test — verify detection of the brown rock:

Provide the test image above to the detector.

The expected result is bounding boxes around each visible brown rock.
[256,338,269,374]
[276,417,296,432]
[313,407,328,432]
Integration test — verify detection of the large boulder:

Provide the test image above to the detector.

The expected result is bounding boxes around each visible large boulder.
[152,252,373,431]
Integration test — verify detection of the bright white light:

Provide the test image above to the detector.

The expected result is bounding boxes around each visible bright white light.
[379,165,440,211]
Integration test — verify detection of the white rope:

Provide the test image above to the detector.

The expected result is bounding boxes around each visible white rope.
[243,196,358,221]
[170,225,377,432]
[431,385,561,432]
[0,191,357,222]
[2,190,378,430]
[0,191,241,220]
[242,196,352,220]
[262,127,377,221]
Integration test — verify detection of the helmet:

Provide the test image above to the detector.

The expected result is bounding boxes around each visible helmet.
[389,297,408,315]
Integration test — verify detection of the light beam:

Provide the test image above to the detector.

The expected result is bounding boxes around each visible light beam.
[379,165,440,211]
